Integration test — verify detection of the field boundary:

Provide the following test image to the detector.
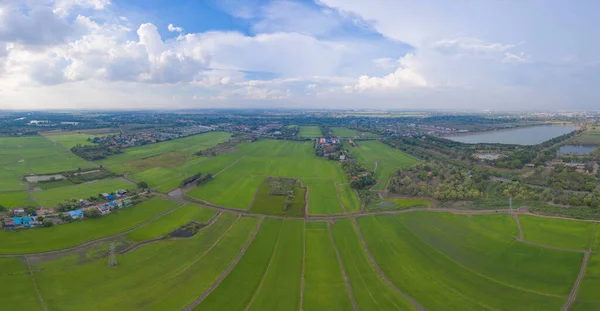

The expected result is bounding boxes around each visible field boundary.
[183,216,264,311]
[561,251,590,311]
[26,257,49,311]
[351,218,426,311]
[334,182,349,215]
[244,220,284,311]
[328,221,359,311]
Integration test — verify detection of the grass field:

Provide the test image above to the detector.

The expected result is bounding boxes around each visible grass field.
[349,140,420,190]
[32,179,134,207]
[188,140,346,212]
[247,220,303,311]
[0,197,178,254]
[331,127,357,138]
[248,181,306,217]
[304,222,354,311]
[331,219,417,310]
[358,214,568,310]
[519,215,596,250]
[0,191,37,208]
[194,218,282,310]
[126,204,216,241]
[0,258,45,311]
[337,184,362,212]
[370,198,431,211]
[46,133,102,149]
[303,179,345,214]
[575,253,600,311]
[298,126,321,138]
[34,214,259,311]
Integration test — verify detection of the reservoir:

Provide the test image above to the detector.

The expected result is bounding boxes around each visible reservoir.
[559,145,597,155]
[446,125,577,145]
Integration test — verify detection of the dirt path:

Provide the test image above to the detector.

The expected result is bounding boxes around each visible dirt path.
[299,222,306,311]
[244,221,283,311]
[334,182,349,215]
[514,214,524,241]
[26,258,49,311]
[182,217,264,311]
[561,251,590,311]
[351,218,426,311]
[328,222,359,311]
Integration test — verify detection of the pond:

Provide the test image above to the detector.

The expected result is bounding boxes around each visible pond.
[559,145,597,155]
[446,125,576,145]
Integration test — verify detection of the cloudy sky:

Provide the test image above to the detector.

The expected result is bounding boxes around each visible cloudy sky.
[1,0,599,110]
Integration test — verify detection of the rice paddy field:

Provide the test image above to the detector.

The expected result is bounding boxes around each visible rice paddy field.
[298,126,322,137]
[348,140,421,190]
[331,127,358,138]
[45,133,102,149]
[32,179,135,207]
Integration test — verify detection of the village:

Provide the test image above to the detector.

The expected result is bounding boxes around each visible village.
[89,125,214,149]
[2,189,137,230]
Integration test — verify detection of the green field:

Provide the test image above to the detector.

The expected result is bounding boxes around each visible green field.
[519,215,596,250]
[126,204,216,241]
[575,253,600,310]
[0,191,37,208]
[331,127,358,138]
[304,222,354,311]
[337,184,362,212]
[0,258,45,311]
[188,140,346,212]
[0,197,178,254]
[32,179,134,207]
[46,133,102,149]
[247,181,306,217]
[303,179,345,214]
[349,140,420,190]
[371,198,431,211]
[298,126,322,138]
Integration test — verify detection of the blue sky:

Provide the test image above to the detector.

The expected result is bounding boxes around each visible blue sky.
[1,0,599,110]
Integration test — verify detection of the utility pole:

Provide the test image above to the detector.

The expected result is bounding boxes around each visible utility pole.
[108,242,118,268]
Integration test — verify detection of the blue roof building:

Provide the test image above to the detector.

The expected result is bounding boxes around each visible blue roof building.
[68,210,84,218]
[22,216,33,227]
[12,217,22,225]
[107,195,116,200]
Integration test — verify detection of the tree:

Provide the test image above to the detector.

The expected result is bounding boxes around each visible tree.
[137,181,149,189]
[42,219,53,227]
[84,209,101,218]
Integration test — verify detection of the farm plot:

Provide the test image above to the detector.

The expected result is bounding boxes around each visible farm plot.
[298,126,322,138]
[331,127,357,138]
[194,218,282,310]
[46,133,101,149]
[303,222,354,311]
[28,153,94,174]
[519,215,596,250]
[126,204,216,241]
[372,198,431,211]
[302,179,344,214]
[32,179,134,207]
[358,215,569,310]
[0,191,37,208]
[0,258,45,311]
[248,178,306,217]
[0,197,178,254]
[398,212,581,296]
[574,253,600,311]
[349,140,420,190]
[34,214,259,311]
[332,219,417,310]
[337,184,361,212]
[188,140,346,212]
[247,220,304,311]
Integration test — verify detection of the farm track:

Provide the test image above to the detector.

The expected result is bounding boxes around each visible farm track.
[328,222,359,311]
[299,222,306,311]
[562,251,591,311]
[514,214,524,241]
[182,217,264,311]
[351,218,426,311]
[214,155,246,177]
[244,221,284,311]
[334,182,349,215]
[26,257,49,311]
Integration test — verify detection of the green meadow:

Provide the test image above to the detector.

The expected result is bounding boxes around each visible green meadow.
[45,133,102,149]
[349,140,420,190]
[519,215,596,250]
[298,126,322,138]
[331,127,358,138]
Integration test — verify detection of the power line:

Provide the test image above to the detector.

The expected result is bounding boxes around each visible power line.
[108,242,118,268]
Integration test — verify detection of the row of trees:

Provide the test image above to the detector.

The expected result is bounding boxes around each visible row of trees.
[71,145,122,160]
[499,181,600,208]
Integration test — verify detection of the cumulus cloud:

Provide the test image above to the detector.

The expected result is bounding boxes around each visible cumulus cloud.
[0,5,73,46]
[433,37,517,57]
[503,52,531,63]
[167,24,183,33]
[350,53,428,92]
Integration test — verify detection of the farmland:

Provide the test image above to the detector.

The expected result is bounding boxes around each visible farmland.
[519,215,596,250]
[45,133,102,149]
[298,126,322,138]
[348,140,420,190]
[331,127,358,138]
[32,179,135,207]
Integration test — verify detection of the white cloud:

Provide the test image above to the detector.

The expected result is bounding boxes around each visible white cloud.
[351,53,428,92]
[252,1,340,36]
[167,24,183,33]
[433,37,517,57]
[503,52,531,63]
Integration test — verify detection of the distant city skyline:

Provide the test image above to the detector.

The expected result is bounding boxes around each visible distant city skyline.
[1,0,600,110]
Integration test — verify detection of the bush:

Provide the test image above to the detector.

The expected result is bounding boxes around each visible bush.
[84,209,101,218]
[137,181,149,189]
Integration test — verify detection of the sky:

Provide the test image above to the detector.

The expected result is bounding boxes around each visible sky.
[1,0,600,111]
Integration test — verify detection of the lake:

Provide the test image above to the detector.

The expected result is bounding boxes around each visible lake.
[559,145,597,155]
[446,125,577,145]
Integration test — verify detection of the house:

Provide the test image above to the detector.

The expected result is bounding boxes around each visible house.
[68,210,84,219]
[22,216,34,227]
[3,218,15,228]
[339,155,346,161]
[13,217,22,226]
[107,194,116,200]
[13,208,25,216]
[319,138,327,144]
[122,200,132,207]
[524,164,535,168]
[97,205,111,215]
[116,189,128,196]
[102,193,110,199]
